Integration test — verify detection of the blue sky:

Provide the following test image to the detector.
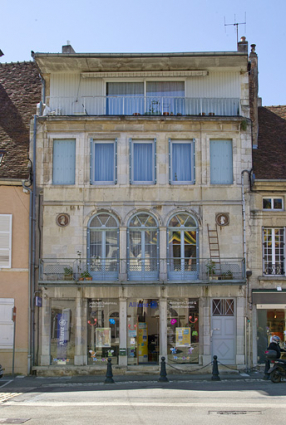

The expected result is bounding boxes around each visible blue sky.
[1,0,285,106]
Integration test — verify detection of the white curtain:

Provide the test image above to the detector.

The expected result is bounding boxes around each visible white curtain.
[133,143,153,182]
[107,82,144,115]
[172,143,192,182]
[94,143,114,182]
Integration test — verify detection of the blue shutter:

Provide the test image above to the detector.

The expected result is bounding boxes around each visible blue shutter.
[53,140,76,185]
[115,138,118,184]
[193,139,196,184]
[129,138,132,185]
[90,138,93,184]
[210,140,233,184]
[154,138,157,184]
[168,138,171,185]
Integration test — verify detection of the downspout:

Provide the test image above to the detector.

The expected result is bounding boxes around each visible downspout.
[21,179,32,375]
[31,115,37,372]
[241,169,250,372]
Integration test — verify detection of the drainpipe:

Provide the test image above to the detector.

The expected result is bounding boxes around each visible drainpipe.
[30,115,37,373]
[241,169,251,372]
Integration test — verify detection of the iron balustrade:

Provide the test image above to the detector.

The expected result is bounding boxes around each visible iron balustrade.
[39,257,245,283]
[43,96,241,117]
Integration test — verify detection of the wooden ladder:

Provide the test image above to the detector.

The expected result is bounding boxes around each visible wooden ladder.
[207,224,222,276]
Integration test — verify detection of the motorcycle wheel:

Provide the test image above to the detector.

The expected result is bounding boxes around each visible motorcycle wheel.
[270,369,282,383]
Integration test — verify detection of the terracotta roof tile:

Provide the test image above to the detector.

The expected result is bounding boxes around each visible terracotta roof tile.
[0,62,41,179]
[253,106,286,179]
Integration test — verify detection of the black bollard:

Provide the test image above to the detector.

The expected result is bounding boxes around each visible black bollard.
[158,356,169,382]
[211,355,221,381]
[263,359,270,380]
[104,358,115,384]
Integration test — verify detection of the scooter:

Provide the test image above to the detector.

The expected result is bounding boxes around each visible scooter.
[265,349,286,383]
[0,364,4,379]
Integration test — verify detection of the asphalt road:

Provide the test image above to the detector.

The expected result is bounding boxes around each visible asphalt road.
[1,379,286,424]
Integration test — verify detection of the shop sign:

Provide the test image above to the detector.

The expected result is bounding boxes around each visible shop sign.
[119,348,127,356]
[129,301,158,309]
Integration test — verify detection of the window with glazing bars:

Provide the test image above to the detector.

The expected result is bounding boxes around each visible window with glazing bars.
[212,299,234,316]
[263,228,285,275]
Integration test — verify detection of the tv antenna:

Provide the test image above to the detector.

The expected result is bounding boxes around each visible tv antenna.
[224,14,246,44]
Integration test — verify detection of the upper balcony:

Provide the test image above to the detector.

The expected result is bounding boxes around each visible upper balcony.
[42,96,241,118]
[38,257,246,285]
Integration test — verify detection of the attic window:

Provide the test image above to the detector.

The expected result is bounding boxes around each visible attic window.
[0,150,6,167]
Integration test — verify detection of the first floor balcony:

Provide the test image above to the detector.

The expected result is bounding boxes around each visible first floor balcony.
[43,96,241,117]
[38,257,245,285]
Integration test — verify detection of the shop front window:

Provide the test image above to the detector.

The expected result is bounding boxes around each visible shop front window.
[50,299,76,365]
[87,299,119,365]
[127,299,159,365]
[257,309,286,364]
[167,299,199,364]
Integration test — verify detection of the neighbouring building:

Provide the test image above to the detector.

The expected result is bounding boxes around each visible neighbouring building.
[249,105,286,366]
[0,62,41,374]
[31,38,254,375]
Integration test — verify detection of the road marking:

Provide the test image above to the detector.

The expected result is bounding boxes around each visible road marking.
[0,380,13,389]
[0,393,22,403]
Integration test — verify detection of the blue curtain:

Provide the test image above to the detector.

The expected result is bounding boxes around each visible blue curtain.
[172,143,192,182]
[133,143,153,182]
[94,143,114,182]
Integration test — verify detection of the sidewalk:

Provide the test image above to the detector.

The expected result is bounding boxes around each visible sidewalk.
[0,370,266,390]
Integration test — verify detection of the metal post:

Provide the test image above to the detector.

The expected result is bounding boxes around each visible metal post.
[158,356,169,382]
[104,358,115,384]
[211,355,221,381]
[12,306,16,378]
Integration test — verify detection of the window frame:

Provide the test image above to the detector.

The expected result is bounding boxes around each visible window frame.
[129,138,156,185]
[0,214,12,269]
[90,139,117,185]
[210,139,233,185]
[169,139,196,185]
[52,139,76,185]
[263,197,283,211]
[262,227,285,276]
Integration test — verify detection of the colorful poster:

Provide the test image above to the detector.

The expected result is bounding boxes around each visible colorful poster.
[96,328,111,347]
[176,327,191,347]
[138,323,148,361]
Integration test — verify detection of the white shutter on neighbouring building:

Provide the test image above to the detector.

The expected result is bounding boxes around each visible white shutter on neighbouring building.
[0,214,12,268]
[0,298,14,348]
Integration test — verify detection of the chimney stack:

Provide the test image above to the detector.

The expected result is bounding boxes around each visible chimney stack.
[62,41,75,54]
[237,36,248,53]
[249,44,259,148]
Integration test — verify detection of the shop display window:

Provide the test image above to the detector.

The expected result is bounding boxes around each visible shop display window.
[167,298,199,364]
[87,299,119,365]
[50,299,76,365]
[257,309,286,364]
[127,299,159,365]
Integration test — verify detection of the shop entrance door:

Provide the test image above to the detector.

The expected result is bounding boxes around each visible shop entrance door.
[211,298,236,365]
[127,299,159,365]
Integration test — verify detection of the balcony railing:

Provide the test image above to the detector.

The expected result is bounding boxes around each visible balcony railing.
[39,257,245,284]
[263,262,285,276]
[43,96,241,117]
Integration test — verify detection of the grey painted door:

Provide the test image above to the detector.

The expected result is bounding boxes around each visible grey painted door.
[211,298,236,365]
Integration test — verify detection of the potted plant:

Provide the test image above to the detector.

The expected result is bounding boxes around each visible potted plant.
[63,266,73,281]
[80,270,92,281]
[206,260,217,280]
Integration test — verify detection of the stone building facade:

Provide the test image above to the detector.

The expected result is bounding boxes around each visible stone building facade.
[32,41,253,375]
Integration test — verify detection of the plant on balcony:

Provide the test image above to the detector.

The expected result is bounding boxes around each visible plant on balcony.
[221,270,233,280]
[80,270,92,281]
[206,260,217,280]
[63,266,74,280]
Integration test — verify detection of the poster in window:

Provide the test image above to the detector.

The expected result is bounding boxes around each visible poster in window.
[96,328,111,348]
[175,327,191,347]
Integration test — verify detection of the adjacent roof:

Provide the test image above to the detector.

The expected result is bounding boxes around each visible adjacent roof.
[0,62,41,180]
[253,106,286,179]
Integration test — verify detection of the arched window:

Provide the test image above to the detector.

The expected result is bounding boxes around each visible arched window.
[127,212,159,281]
[87,213,119,280]
[167,213,198,280]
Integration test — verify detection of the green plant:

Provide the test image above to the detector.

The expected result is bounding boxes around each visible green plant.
[64,267,73,275]
[80,270,92,278]
[240,120,248,131]
[206,260,216,276]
